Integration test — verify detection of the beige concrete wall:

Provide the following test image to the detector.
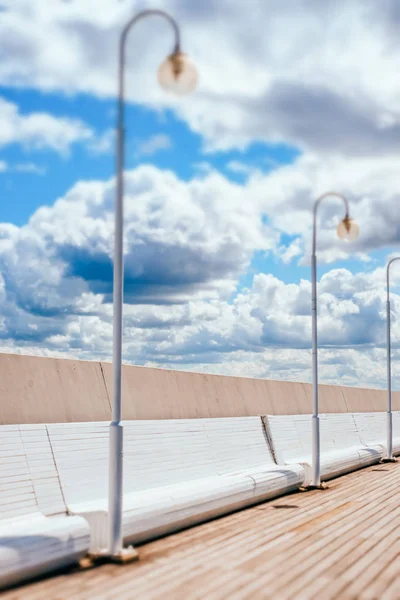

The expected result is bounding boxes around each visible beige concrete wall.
[100,363,315,419]
[0,353,111,424]
[1,352,399,424]
[340,385,392,413]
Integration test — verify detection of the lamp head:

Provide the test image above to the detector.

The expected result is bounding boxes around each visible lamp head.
[337,215,360,242]
[158,51,198,95]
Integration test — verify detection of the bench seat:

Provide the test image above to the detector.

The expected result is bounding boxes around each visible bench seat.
[48,418,305,552]
[70,465,304,551]
[0,513,89,589]
[0,425,90,589]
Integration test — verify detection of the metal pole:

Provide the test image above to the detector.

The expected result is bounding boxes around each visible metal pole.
[311,248,320,487]
[108,9,181,558]
[108,26,125,557]
[311,192,349,487]
[386,257,400,461]
[387,294,393,460]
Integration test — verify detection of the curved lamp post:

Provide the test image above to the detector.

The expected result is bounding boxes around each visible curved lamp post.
[385,257,400,461]
[109,9,198,559]
[311,192,359,488]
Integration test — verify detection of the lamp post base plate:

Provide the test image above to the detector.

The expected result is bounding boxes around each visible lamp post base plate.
[300,482,329,492]
[110,546,139,564]
[87,546,139,565]
[380,457,397,463]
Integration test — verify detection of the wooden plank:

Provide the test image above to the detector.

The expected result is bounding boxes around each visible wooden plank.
[3,462,400,599]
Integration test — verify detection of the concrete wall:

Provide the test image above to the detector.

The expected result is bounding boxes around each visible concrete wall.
[0,354,110,424]
[1,352,399,424]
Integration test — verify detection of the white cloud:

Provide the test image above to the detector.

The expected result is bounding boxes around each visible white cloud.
[3,0,400,158]
[1,259,399,389]
[277,238,303,264]
[2,0,400,389]
[0,161,8,172]
[193,162,214,177]
[14,162,46,175]
[87,128,114,155]
[0,97,93,155]
[244,151,400,262]
[0,163,399,389]
[0,165,276,325]
[135,134,172,157]
[225,161,254,176]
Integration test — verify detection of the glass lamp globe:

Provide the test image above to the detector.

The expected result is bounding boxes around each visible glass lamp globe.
[158,52,198,95]
[337,217,360,242]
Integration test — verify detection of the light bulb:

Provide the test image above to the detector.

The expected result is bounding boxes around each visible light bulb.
[337,217,360,242]
[158,52,198,95]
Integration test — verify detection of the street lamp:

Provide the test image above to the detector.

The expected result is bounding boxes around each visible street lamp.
[109,9,198,560]
[310,192,359,488]
[385,257,400,461]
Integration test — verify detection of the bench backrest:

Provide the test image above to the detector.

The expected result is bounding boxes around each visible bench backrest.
[352,412,385,446]
[203,417,274,475]
[46,422,109,506]
[352,411,400,447]
[0,424,65,520]
[20,425,66,516]
[264,413,363,464]
[0,426,37,520]
[48,417,274,506]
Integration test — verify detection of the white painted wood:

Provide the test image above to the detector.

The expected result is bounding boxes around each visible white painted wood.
[0,425,90,590]
[6,411,388,569]
[0,514,90,589]
[47,422,109,507]
[81,464,305,551]
[394,412,400,452]
[48,417,303,551]
[353,411,400,454]
[20,425,66,517]
[0,428,37,521]
[265,413,384,485]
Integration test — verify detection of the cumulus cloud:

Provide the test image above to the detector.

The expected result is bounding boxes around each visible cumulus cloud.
[123,265,400,390]
[0,96,117,157]
[0,166,276,346]
[2,0,400,388]
[244,152,400,263]
[0,97,94,154]
[2,0,400,158]
[0,161,399,390]
[0,163,399,385]
[2,262,398,390]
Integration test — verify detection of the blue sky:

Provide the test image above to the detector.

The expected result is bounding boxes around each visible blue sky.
[1,0,400,390]
[0,85,300,225]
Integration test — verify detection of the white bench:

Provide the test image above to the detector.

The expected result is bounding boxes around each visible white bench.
[352,412,400,455]
[47,418,304,552]
[0,425,90,589]
[264,413,383,485]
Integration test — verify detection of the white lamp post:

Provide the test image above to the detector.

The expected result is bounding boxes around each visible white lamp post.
[385,257,400,462]
[109,9,198,559]
[311,192,359,488]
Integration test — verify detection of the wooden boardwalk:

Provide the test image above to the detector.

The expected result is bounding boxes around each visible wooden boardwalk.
[4,462,400,599]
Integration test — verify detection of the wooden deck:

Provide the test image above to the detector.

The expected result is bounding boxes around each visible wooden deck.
[4,462,400,599]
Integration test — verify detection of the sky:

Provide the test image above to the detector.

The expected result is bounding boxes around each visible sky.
[0,0,400,390]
